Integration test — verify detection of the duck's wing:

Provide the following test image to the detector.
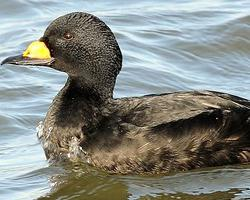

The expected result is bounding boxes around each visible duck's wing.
[115,90,250,128]
[113,91,250,168]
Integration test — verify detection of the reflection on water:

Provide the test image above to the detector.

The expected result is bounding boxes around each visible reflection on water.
[0,0,250,199]
[37,164,250,200]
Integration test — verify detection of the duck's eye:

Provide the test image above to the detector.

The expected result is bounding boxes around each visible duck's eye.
[63,32,73,40]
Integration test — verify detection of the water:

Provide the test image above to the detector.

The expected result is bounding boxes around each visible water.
[0,0,250,199]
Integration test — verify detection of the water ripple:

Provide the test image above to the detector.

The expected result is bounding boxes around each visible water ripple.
[0,0,250,200]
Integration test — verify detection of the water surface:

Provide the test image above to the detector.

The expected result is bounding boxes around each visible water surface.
[0,0,250,199]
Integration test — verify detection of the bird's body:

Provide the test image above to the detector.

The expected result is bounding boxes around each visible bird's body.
[2,12,250,174]
[39,79,250,174]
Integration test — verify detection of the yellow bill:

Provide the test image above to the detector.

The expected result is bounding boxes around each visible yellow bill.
[1,40,54,66]
[23,41,51,59]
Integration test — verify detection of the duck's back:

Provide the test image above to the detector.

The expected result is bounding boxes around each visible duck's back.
[115,90,250,127]
[87,90,250,174]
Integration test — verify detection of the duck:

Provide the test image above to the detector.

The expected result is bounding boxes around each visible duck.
[1,12,250,174]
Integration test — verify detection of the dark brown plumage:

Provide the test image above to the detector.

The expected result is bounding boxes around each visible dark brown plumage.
[1,12,250,174]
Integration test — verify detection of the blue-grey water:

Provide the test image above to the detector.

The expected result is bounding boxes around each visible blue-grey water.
[0,0,250,199]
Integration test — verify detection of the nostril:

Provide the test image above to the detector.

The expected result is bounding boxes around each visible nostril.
[50,48,55,57]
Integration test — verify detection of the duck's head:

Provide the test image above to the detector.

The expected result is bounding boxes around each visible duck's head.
[1,12,122,99]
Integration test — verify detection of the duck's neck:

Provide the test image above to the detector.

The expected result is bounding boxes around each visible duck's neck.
[65,76,114,102]
[67,76,115,101]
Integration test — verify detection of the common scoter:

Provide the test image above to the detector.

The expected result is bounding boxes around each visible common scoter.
[1,12,250,174]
